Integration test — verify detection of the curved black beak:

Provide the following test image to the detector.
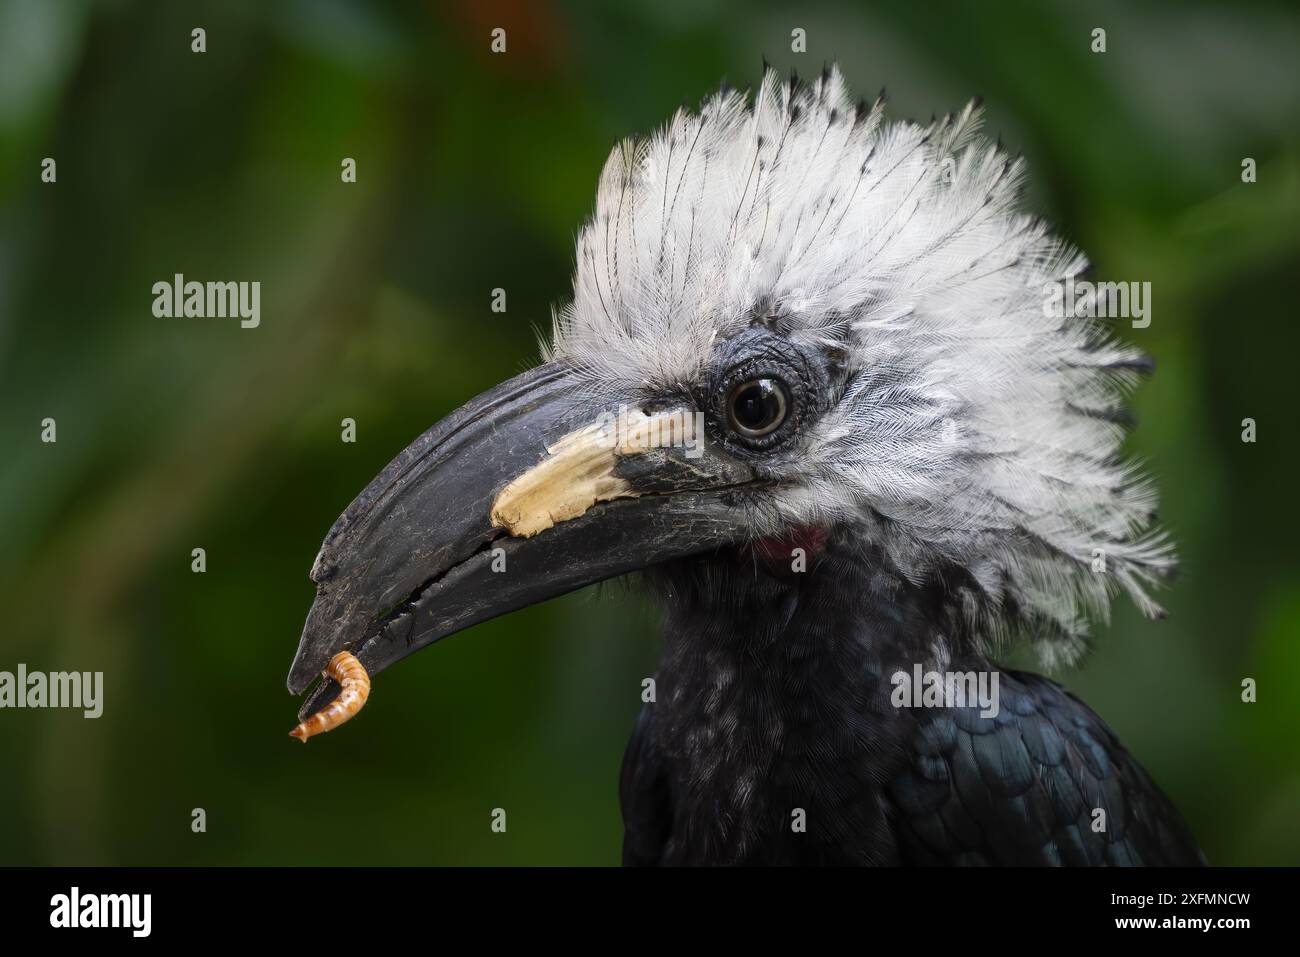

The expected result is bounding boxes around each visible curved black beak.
[287,362,759,723]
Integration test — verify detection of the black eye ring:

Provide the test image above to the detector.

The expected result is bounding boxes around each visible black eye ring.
[726,378,789,438]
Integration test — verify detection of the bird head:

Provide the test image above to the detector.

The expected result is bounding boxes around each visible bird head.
[287,67,1173,718]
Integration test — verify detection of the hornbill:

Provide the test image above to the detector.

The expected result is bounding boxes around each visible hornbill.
[287,68,1203,866]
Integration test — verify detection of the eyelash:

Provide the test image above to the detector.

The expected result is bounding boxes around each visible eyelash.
[289,651,371,742]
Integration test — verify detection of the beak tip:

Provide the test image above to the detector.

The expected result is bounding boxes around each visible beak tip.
[286,657,317,696]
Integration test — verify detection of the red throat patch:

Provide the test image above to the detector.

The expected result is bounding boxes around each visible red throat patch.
[747,525,830,570]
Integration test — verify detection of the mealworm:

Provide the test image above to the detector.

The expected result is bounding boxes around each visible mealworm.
[288,651,370,742]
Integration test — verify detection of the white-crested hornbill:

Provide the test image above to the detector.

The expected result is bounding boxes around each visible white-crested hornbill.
[287,68,1203,866]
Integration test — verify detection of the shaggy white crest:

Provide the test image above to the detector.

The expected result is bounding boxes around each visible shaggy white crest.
[544,67,1174,666]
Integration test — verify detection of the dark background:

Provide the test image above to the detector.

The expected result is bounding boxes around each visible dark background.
[0,0,1297,865]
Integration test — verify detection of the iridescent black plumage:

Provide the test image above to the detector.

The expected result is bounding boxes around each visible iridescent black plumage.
[621,538,1203,865]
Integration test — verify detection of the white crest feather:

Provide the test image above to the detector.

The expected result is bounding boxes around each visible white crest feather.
[544,67,1175,666]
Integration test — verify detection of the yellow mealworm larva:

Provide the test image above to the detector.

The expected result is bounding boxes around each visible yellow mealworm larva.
[288,651,371,742]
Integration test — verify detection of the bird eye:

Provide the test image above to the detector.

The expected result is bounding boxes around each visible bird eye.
[726,378,788,438]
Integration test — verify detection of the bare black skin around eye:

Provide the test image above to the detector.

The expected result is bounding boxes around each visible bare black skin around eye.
[701,326,835,454]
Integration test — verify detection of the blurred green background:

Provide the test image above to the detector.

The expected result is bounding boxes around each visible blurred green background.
[1,0,1297,865]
